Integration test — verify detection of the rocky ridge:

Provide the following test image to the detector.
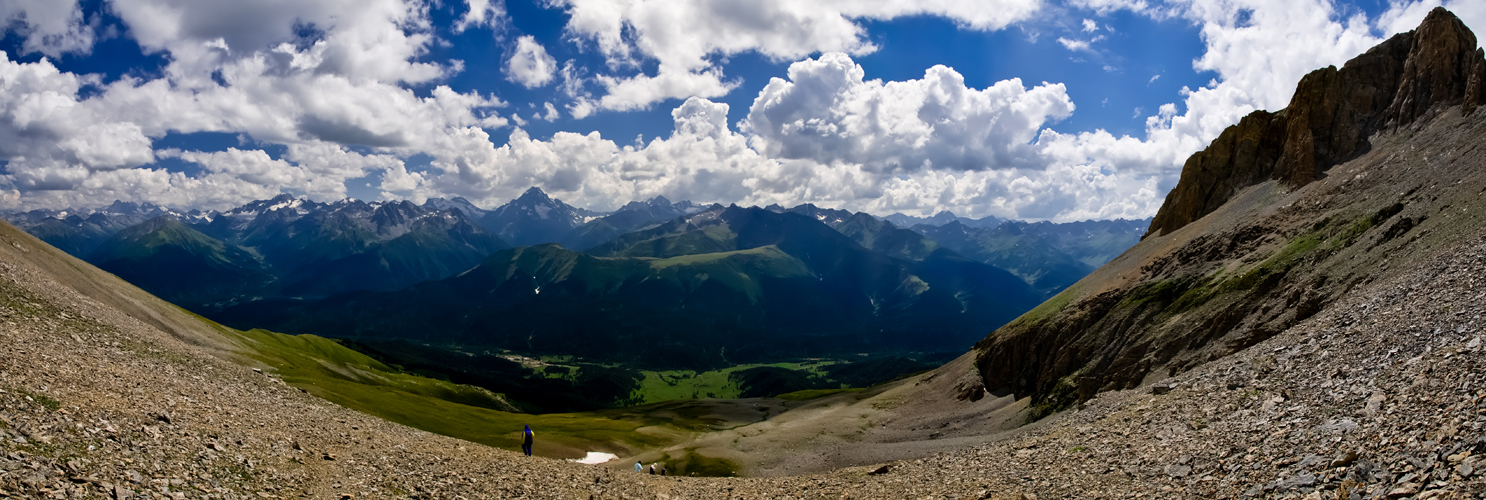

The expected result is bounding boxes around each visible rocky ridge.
[1147,7,1485,238]
[970,8,1486,420]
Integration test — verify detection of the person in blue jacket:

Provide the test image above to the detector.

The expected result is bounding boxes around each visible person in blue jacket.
[521,425,534,456]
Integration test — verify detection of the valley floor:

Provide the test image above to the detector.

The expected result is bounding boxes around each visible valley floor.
[5,169,1486,498]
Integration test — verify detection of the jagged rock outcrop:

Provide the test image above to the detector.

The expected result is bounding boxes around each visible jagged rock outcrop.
[1465,47,1486,116]
[1272,32,1413,186]
[1146,110,1287,238]
[1383,9,1479,129]
[1146,7,1484,238]
[976,8,1486,419]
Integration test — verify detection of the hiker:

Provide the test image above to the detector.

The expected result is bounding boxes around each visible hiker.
[521,425,534,456]
[661,467,667,476]
[649,464,655,475]
[634,461,643,472]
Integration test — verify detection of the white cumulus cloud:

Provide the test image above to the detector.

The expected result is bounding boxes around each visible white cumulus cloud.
[549,0,1043,113]
[454,0,505,33]
[744,53,1075,174]
[0,0,94,56]
[505,35,557,88]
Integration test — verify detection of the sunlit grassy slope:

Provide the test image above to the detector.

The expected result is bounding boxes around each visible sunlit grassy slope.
[632,361,836,403]
[212,323,776,460]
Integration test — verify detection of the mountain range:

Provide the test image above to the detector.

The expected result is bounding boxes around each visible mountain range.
[3,189,1144,306]
[3,186,1149,370]
[213,205,1043,370]
[915,218,1148,296]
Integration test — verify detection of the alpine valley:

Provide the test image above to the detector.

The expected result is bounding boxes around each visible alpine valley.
[3,185,1146,410]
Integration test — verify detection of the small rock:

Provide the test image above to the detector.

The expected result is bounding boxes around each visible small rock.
[1331,450,1359,468]
[1458,459,1475,478]
[868,464,891,475]
[1364,394,1386,416]
[323,453,336,461]
[1387,483,1419,498]
[1315,419,1358,434]
[1165,464,1191,478]
[1151,384,1174,395]
[1296,455,1326,468]
[1280,473,1316,489]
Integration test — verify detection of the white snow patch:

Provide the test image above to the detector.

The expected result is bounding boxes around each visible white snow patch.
[570,452,616,465]
[267,198,302,212]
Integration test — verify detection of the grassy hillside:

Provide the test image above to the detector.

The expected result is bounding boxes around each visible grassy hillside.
[211,321,786,462]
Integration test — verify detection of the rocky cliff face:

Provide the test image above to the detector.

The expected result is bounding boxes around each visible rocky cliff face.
[1146,7,1483,238]
[975,8,1486,418]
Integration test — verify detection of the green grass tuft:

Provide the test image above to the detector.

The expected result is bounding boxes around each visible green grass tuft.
[16,389,61,411]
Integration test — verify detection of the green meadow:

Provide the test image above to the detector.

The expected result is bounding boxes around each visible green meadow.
[222,327,784,461]
[630,360,840,403]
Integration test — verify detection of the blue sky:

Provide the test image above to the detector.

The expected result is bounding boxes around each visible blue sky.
[0,0,1480,220]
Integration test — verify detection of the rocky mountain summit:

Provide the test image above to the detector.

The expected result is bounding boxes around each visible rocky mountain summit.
[479,187,605,247]
[1147,7,1486,238]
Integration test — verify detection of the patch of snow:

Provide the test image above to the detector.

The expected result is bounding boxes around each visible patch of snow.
[570,452,617,465]
[535,204,552,219]
[266,198,301,212]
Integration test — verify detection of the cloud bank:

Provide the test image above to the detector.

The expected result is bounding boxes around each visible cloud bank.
[0,0,1476,223]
